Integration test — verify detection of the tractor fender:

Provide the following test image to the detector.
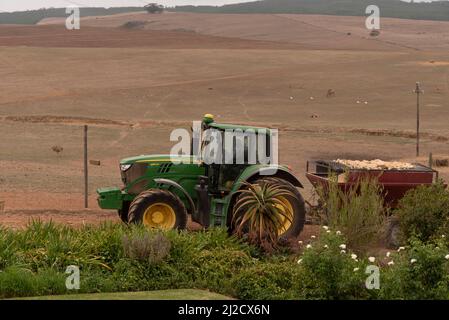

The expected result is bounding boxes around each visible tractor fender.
[238,165,303,189]
[153,178,196,215]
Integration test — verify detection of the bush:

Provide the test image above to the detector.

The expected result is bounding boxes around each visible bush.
[295,231,373,299]
[317,176,387,249]
[396,181,449,242]
[122,232,171,263]
[1,221,448,300]
[232,262,299,300]
[379,238,449,299]
[0,267,67,299]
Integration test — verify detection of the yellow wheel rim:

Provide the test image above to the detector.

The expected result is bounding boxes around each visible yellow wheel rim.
[143,202,176,230]
[274,196,294,236]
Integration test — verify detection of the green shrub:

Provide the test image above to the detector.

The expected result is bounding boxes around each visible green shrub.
[122,232,171,263]
[396,181,449,242]
[0,267,67,299]
[232,262,299,300]
[295,231,373,300]
[1,221,447,300]
[379,238,449,299]
[317,176,387,249]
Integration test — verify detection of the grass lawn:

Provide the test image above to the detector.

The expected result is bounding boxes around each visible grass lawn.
[15,289,232,300]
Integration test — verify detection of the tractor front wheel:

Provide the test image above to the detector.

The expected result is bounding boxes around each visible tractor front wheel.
[128,189,187,230]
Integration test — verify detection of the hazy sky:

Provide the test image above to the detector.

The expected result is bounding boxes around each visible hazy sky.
[0,0,441,13]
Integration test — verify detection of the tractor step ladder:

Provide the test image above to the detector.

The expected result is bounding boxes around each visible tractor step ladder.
[210,198,227,227]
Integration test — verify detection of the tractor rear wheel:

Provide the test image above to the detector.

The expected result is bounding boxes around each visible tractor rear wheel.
[232,177,306,240]
[128,189,187,230]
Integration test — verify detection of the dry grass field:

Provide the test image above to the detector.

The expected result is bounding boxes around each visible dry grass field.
[1,12,449,227]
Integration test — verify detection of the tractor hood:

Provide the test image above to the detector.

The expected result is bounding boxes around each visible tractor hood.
[120,154,198,165]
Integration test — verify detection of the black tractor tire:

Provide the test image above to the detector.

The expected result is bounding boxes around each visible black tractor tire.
[128,189,187,230]
[232,177,306,240]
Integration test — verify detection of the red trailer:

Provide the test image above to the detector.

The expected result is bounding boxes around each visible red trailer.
[306,160,440,208]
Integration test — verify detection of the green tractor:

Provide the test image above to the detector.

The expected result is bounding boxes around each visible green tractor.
[97,114,306,239]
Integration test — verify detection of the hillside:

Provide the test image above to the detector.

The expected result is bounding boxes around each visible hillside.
[173,0,449,22]
[0,7,143,25]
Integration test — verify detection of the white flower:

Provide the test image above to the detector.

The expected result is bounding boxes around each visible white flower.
[326,230,331,233]
[386,252,391,257]
[442,235,446,238]
[306,244,312,249]
[336,231,342,235]
[388,261,394,266]
[397,247,405,252]
[298,241,303,245]
[351,254,357,260]
[410,259,417,264]
[297,259,302,264]
[322,226,329,231]
[353,268,359,272]
[340,250,346,254]
[339,244,346,250]
[311,235,316,239]
[323,245,329,249]
[445,255,449,260]
[368,257,376,263]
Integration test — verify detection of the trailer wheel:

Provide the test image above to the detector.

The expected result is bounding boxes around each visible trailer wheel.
[128,189,187,230]
[232,177,306,240]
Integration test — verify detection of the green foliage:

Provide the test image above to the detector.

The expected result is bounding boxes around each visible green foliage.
[1,221,448,300]
[396,181,449,243]
[122,232,171,263]
[295,231,373,300]
[0,267,67,299]
[379,238,449,299]
[317,176,386,249]
[232,262,299,300]
[232,181,295,251]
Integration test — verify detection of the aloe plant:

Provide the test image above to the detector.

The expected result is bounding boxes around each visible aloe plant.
[232,181,295,250]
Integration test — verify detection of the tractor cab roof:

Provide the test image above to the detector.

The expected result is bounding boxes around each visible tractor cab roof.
[203,114,272,134]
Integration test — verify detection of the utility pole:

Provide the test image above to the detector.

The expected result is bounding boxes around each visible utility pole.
[84,125,88,208]
[414,82,423,157]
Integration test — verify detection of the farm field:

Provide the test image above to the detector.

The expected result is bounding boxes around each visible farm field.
[1,12,449,228]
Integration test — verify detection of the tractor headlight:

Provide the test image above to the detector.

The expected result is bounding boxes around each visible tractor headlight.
[120,164,132,172]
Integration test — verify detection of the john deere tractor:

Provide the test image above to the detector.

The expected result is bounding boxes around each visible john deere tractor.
[97,114,305,239]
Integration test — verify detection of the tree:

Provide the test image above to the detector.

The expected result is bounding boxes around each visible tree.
[145,3,164,14]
